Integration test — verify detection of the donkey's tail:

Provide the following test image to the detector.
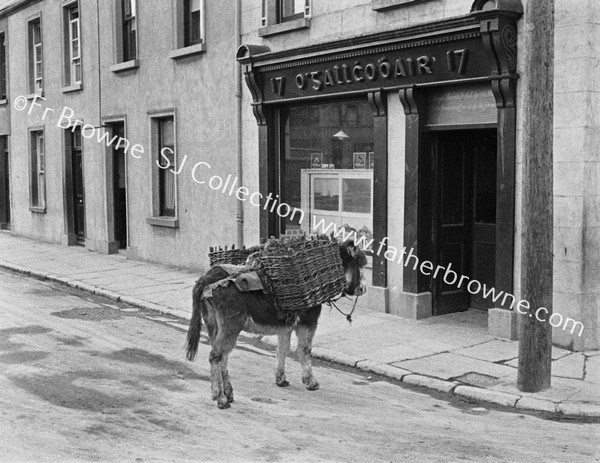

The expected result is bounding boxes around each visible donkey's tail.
[186,277,206,361]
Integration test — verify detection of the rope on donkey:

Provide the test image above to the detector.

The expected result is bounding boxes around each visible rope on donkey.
[327,294,360,324]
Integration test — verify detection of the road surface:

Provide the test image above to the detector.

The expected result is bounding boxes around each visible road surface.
[0,269,598,462]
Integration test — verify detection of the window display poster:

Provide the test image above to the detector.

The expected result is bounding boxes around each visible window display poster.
[353,152,367,169]
[311,152,323,168]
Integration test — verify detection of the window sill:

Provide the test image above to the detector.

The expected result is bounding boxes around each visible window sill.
[30,206,46,214]
[26,91,45,100]
[169,43,206,60]
[62,83,83,93]
[146,216,179,228]
[0,98,6,106]
[110,59,139,74]
[371,0,426,11]
[258,17,311,37]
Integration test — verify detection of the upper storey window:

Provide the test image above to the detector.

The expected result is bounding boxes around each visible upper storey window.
[259,0,311,37]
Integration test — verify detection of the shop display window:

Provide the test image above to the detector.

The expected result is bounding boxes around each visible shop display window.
[281,99,374,250]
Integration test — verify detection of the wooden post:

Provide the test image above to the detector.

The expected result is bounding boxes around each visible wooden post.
[517,0,554,392]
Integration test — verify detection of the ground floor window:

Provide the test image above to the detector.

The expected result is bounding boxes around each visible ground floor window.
[280,99,374,247]
[29,129,45,210]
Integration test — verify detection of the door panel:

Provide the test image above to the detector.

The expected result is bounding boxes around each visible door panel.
[432,129,497,314]
[112,122,127,249]
[70,128,85,244]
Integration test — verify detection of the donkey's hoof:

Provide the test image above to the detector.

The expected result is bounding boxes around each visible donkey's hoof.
[217,398,231,409]
[226,394,235,403]
[306,381,320,391]
[276,379,290,388]
[303,377,320,391]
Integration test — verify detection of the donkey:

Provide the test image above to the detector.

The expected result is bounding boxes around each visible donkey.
[186,240,367,409]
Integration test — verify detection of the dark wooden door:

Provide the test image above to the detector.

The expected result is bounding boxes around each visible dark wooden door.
[432,129,497,315]
[1,136,9,228]
[469,132,497,308]
[112,123,127,249]
[72,145,85,244]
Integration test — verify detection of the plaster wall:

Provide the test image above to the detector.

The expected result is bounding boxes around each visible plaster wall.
[6,0,103,245]
[96,0,238,271]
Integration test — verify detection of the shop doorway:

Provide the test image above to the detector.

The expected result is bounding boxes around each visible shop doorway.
[109,122,127,249]
[430,129,497,315]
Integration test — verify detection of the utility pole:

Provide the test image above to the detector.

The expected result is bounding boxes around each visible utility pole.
[517,0,555,392]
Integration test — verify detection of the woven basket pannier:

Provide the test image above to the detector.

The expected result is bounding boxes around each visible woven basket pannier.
[208,247,252,267]
[255,237,346,313]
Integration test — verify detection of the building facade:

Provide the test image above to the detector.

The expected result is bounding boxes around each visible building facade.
[0,0,598,351]
[237,0,600,351]
[0,0,238,269]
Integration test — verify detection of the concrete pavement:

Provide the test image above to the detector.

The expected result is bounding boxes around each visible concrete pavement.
[1,231,599,417]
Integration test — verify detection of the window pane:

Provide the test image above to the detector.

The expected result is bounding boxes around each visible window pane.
[71,38,79,59]
[342,179,371,214]
[160,119,174,147]
[184,0,202,45]
[281,0,304,17]
[313,178,339,211]
[124,0,135,18]
[31,134,39,206]
[73,127,82,149]
[0,34,5,100]
[158,118,175,217]
[74,61,82,83]
[33,23,41,44]
[71,19,79,40]
[281,100,374,241]
[190,11,201,42]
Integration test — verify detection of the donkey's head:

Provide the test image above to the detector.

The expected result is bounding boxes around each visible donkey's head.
[339,240,368,297]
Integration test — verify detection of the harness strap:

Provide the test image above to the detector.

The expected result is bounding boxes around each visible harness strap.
[327,295,359,323]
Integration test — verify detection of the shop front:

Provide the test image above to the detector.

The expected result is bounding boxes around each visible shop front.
[238,0,523,318]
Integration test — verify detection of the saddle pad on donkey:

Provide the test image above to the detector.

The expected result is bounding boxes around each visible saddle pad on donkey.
[201,264,265,300]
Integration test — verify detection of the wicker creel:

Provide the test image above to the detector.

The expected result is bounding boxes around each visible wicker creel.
[208,246,252,267]
[255,237,346,313]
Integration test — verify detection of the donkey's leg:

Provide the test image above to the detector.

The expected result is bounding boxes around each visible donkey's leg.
[209,310,244,409]
[202,303,222,402]
[296,322,319,391]
[209,337,238,409]
[275,330,292,387]
[222,355,234,403]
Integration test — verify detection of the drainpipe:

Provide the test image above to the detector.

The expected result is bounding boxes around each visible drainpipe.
[234,0,244,248]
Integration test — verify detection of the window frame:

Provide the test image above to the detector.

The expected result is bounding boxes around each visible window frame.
[111,0,139,72]
[184,0,202,46]
[147,110,179,228]
[157,117,176,218]
[27,14,43,95]
[29,127,46,212]
[277,0,306,23]
[259,0,311,37]
[61,1,82,91]
[170,0,206,59]
[69,7,81,84]
[0,31,7,103]
[122,0,136,62]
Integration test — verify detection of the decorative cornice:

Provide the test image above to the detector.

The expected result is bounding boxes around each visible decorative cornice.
[0,0,41,19]
[238,15,481,68]
[259,31,481,73]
